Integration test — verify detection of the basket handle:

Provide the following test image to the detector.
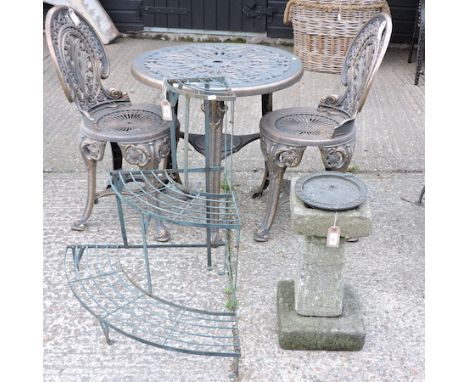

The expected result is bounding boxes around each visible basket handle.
[283,0,295,25]
[284,0,391,25]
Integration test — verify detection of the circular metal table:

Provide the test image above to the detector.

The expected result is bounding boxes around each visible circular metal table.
[132,43,303,97]
[132,42,303,177]
[132,43,303,242]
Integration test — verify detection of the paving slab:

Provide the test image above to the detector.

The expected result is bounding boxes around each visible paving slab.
[43,171,424,381]
[43,35,424,381]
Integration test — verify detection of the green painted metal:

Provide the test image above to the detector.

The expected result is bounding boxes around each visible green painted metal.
[67,75,241,361]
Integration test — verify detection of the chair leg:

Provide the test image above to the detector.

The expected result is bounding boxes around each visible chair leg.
[72,137,106,231]
[417,185,425,205]
[165,144,182,184]
[319,140,355,172]
[121,137,171,242]
[254,138,305,242]
[252,161,269,199]
[252,137,270,198]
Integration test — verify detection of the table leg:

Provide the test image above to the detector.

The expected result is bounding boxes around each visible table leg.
[166,92,182,182]
[204,100,226,247]
[262,93,273,116]
[203,94,271,245]
[111,142,123,170]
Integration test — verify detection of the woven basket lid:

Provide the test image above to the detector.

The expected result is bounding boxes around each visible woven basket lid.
[305,0,385,4]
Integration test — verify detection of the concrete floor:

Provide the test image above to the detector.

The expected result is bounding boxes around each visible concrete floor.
[43,36,424,381]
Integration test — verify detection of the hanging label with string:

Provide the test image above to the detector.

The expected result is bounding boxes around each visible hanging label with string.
[326,212,341,248]
[161,99,172,121]
[160,82,173,121]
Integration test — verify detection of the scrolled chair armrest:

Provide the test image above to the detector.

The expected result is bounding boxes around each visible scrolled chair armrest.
[107,88,130,102]
[317,94,353,122]
[79,88,131,124]
[318,94,341,110]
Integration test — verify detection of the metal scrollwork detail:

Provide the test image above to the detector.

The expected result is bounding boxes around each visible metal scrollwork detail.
[122,139,169,168]
[318,94,340,108]
[47,7,130,113]
[268,142,305,169]
[142,44,297,89]
[122,144,153,167]
[316,14,391,118]
[80,137,106,161]
[107,88,129,101]
[276,147,304,168]
[320,143,355,171]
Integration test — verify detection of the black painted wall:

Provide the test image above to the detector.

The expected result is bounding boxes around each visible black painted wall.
[100,0,144,32]
[386,0,418,43]
[138,0,268,33]
[44,0,418,43]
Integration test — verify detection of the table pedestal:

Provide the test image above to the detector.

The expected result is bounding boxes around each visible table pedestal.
[277,177,371,351]
[201,94,272,245]
[202,100,224,246]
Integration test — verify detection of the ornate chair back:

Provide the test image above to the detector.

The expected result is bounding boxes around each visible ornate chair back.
[45,6,129,118]
[320,13,392,119]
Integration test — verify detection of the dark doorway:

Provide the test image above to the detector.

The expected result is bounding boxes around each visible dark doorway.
[141,0,273,33]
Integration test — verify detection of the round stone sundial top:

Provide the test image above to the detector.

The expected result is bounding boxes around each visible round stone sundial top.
[295,172,368,211]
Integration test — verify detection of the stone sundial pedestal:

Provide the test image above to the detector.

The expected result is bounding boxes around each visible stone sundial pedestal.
[277,174,371,351]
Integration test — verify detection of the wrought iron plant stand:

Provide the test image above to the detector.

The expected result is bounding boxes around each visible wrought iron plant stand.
[49,4,242,369]
[65,77,242,364]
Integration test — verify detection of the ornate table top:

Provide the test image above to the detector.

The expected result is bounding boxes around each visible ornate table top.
[131,43,303,97]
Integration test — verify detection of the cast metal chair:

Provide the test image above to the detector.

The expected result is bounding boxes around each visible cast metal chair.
[45,5,175,239]
[253,13,392,241]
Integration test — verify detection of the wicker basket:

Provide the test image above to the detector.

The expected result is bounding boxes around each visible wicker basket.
[284,0,390,73]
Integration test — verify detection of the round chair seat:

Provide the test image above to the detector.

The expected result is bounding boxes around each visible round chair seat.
[260,107,355,147]
[82,103,172,143]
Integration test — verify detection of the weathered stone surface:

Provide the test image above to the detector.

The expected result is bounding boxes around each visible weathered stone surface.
[295,236,345,316]
[290,177,372,238]
[278,280,365,351]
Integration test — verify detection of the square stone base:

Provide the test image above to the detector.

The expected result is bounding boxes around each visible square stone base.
[277,280,365,351]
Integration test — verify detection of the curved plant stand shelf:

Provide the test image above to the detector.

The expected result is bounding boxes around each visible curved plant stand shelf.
[65,245,241,357]
[110,168,241,230]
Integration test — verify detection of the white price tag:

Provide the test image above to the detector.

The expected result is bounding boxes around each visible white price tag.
[326,226,341,248]
[160,99,172,121]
